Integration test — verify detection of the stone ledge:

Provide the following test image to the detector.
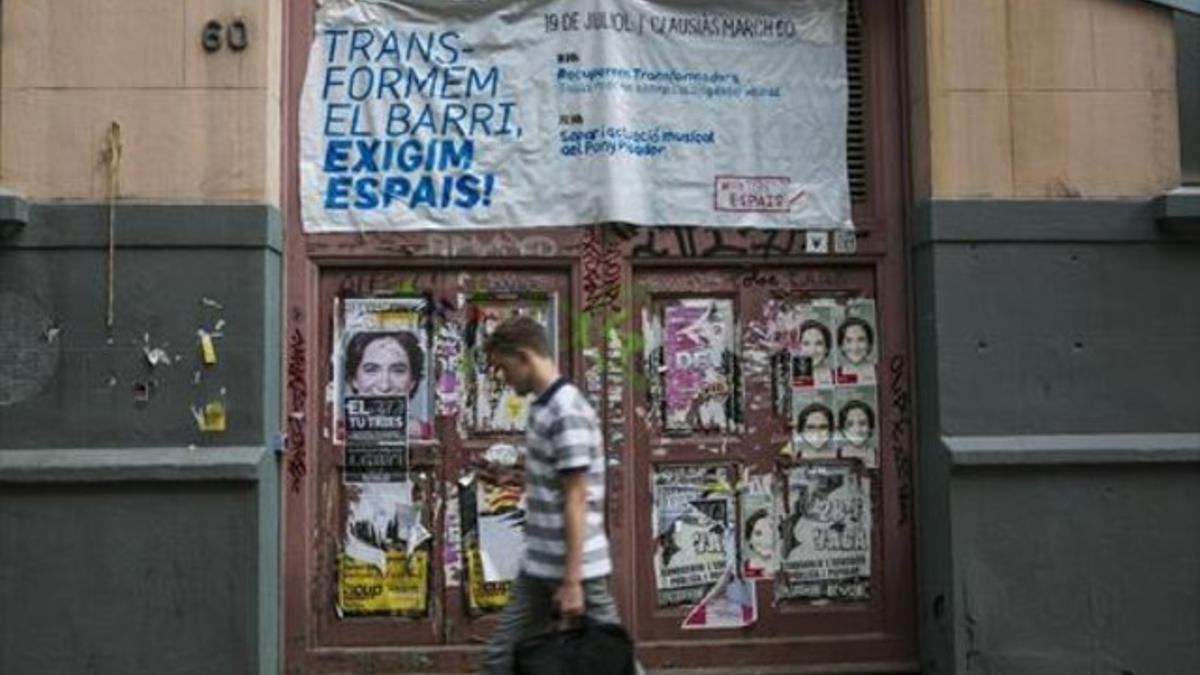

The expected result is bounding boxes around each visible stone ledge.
[0,202,281,252]
[942,433,1200,467]
[1154,187,1200,235]
[0,445,275,483]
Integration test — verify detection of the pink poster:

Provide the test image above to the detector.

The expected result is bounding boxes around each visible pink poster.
[663,299,734,432]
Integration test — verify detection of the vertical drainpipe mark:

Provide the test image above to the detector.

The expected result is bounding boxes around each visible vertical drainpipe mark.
[102,121,123,332]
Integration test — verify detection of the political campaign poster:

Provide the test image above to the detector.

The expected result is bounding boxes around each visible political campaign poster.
[463,295,558,432]
[652,465,735,607]
[338,479,433,616]
[777,465,871,602]
[739,473,777,579]
[681,564,757,630]
[334,297,433,443]
[300,0,852,233]
[662,298,736,432]
[771,301,835,389]
[792,385,837,460]
[835,383,878,468]
[344,395,409,482]
[834,298,878,385]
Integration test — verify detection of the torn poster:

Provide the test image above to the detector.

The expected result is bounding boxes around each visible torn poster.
[652,465,735,607]
[459,473,514,613]
[835,383,878,468]
[343,395,409,482]
[776,301,835,388]
[681,565,757,630]
[463,295,557,433]
[834,298,878,385]
[476,462,526,583]
[777,465,871,602]
[334,297,433,443]
[791,385,837,460]
[192,400,227,433]
[739,474,777,579]
[434,320,464,416]
[339,479,431,615]
[443,481,463,587]
[662,298,736,432]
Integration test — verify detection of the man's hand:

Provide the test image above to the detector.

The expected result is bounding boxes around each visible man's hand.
[554,578,585,623]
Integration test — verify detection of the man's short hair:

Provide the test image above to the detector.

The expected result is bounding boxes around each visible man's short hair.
[484,316,552,358]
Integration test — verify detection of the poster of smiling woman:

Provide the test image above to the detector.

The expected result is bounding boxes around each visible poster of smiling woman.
[834,298,878,385]
[835,383,878,468]
[333,297,434,444]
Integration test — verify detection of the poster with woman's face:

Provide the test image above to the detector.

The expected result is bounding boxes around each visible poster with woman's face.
[792,385,837,459]
[835,384,878,468]
[774,300,836,388]
[739,473,776,580]
[334,298,433,443]
[834,298,878,384]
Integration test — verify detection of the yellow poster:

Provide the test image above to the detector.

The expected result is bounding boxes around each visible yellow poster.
[337,549,429,616]
[466,543,512,613]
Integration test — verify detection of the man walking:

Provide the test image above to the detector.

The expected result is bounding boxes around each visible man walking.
[480,316,636,674]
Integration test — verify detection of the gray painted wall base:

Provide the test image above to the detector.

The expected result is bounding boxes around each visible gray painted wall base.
[0,203,281,675]
[914,199,1200,675]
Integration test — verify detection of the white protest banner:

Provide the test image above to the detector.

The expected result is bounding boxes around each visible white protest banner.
[300,0,851,232]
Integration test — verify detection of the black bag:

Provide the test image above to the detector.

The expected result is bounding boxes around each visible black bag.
[513,620,635,675]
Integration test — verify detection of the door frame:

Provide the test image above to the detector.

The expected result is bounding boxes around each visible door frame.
[280,1,918,671]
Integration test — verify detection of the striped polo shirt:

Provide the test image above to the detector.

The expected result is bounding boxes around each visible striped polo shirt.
[521,376,612,580]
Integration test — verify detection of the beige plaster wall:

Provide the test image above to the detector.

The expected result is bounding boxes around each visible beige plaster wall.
[0,0,281,204]
[914,0,1180,198]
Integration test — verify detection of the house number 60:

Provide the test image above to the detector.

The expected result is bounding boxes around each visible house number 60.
[202,18,249,53]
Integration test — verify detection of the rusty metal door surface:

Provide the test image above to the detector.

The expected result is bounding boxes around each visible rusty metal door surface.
[281,2,915,672]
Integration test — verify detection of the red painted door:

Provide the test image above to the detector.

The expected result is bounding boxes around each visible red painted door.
[281,1,916,672]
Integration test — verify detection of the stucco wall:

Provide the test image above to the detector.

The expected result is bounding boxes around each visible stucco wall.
[913,0,1180,198]
[0,0,281,203]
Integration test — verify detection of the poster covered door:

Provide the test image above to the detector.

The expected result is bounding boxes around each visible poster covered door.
[300,0,851,232]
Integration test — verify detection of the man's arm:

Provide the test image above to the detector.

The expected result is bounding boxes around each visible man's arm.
[557,469,588,617]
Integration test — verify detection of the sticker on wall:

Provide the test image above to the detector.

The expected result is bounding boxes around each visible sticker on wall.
[651,465,735,607]
[462,294,557,433]
[662,298,736,432]
[792,386,837,460]
[434,319,464,417]
[776,465,871,603]
[343,395,409,482]
[834,298,878,385]
[739,474,777,579]
[333,297,434,444]
[338,479,431,616]
[835,384,878,468]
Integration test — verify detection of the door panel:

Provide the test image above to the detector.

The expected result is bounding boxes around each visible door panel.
[312,268,572,649]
